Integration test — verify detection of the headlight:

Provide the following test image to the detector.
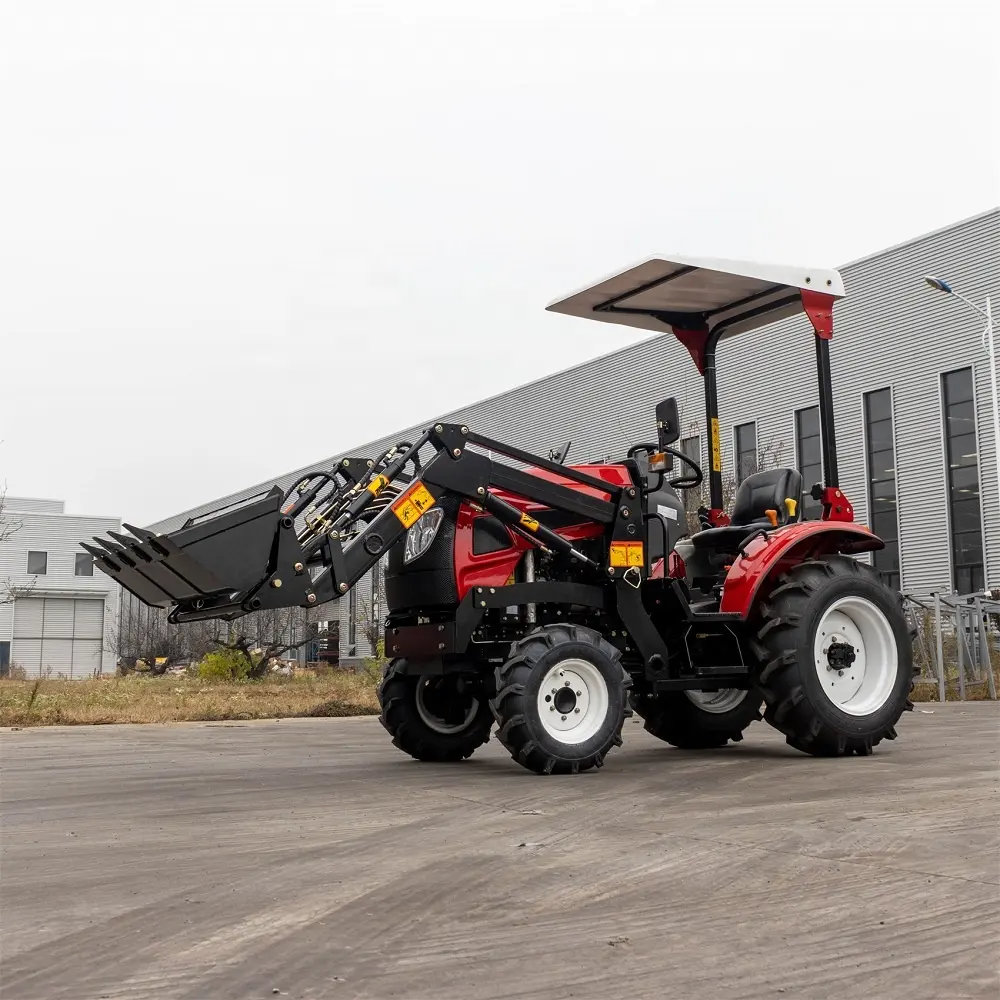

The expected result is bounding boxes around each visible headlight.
[403,506,445,564]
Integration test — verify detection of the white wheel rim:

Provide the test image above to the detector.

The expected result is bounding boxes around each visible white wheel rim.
[684,689,748,714]
[415,677,480,735]
[536,658,610,746]
[813,596,898,717]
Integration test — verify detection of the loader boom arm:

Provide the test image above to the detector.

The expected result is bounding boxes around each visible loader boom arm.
[89,424,627,625]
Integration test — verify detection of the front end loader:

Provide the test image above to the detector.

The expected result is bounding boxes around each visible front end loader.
[88,255,916,774]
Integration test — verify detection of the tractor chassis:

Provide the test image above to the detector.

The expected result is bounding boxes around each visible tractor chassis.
[385,576,753,697]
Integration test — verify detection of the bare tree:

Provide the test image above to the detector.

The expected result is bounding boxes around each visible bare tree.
[0,485,36,607]
[109,598,184,674]
[355,563,386,657]
[194,605,330,678]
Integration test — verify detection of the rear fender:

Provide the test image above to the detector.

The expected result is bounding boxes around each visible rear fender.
[719,521,883,618]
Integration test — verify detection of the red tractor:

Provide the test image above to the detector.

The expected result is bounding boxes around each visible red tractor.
[87,255,915,775]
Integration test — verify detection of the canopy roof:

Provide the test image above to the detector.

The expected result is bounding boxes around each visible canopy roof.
[546,254,845,341]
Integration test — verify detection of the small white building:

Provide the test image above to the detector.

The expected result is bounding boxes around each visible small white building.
[0,498,121,678]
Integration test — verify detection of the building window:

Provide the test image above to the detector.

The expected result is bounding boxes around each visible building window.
[795,406,823,520]
[942,367,984,594]
[734,422,757,483]
[75,553,94,577]
[864,388,900,591]
[27,551,47,575]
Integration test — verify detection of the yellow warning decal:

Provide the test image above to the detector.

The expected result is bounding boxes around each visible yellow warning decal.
[609,541,644,568]
[710,417,722,473]
[391,482,436,528]
[367,474,390,496]
[519,512,540,532]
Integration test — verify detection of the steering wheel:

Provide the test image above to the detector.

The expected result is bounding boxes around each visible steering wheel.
[627,443,703,491]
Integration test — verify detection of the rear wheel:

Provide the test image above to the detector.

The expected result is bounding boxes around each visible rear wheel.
[754,555,915,756]
[631,688,763,749]
[378,659,494,762]
[491,624,631,775]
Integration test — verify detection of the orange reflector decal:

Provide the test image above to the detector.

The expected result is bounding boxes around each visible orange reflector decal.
[610,541,644,567]
[391,482,436,528]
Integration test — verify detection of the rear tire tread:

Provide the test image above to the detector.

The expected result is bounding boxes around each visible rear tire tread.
[754,555,917,757]
[630,689,763,749]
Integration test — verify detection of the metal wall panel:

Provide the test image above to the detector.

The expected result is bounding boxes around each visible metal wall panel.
[42,598,75,638]
[13,599,44,635]
[4,498,65,514]
[147,209,1000,654]
[10,597,106,677]
[71,639,103,675]
[41,638,74,676]
[11,638,41,673]
[73,600,105,639]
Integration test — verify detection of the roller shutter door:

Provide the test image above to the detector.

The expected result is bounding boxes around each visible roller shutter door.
[12,598,105,678]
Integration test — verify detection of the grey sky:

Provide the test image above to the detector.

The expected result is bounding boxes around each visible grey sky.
[3,0,997,526]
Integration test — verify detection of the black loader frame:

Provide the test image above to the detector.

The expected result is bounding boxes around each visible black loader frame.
[89,418,751,694]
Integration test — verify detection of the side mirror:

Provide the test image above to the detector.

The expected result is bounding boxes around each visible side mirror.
[655,398,680,448]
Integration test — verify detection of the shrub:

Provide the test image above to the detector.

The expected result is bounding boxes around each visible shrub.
[361,640,386,685]
[197,648,254,681]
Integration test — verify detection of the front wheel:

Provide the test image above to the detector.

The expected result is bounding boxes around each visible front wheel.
[378,659,494,762]
[491,624,631,775]
[754,555,915,756]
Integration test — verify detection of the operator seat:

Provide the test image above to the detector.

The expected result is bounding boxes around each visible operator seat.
[690,468,803,553]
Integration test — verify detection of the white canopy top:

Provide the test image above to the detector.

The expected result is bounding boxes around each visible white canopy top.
[546,254,846,339]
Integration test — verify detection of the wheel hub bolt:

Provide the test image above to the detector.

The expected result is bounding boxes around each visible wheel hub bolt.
[576,690,582,696]
[564,680,571,686]
[560,715,567,721]
[550,706,555,712]
[574,708,580,714]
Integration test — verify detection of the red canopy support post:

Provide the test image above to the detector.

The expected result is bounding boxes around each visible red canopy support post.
[672,324,728,524]
[801,289,852,522]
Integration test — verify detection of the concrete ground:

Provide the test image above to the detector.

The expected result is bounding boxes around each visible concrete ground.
[1,705,997,1000]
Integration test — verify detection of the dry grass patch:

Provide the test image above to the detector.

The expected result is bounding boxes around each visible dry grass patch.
[0,671,380,727]
[911,671,999,702]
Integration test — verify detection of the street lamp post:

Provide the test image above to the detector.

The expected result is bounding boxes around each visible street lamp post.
[924,275,999,586]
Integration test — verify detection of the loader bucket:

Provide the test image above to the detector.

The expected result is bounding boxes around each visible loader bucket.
[86,487,285,610]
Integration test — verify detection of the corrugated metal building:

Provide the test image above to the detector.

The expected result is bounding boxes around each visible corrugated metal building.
[0,498,122,677]
[145,207,1000,661]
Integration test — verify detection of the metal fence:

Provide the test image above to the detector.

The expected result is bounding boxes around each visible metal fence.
[903,592,999,702]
